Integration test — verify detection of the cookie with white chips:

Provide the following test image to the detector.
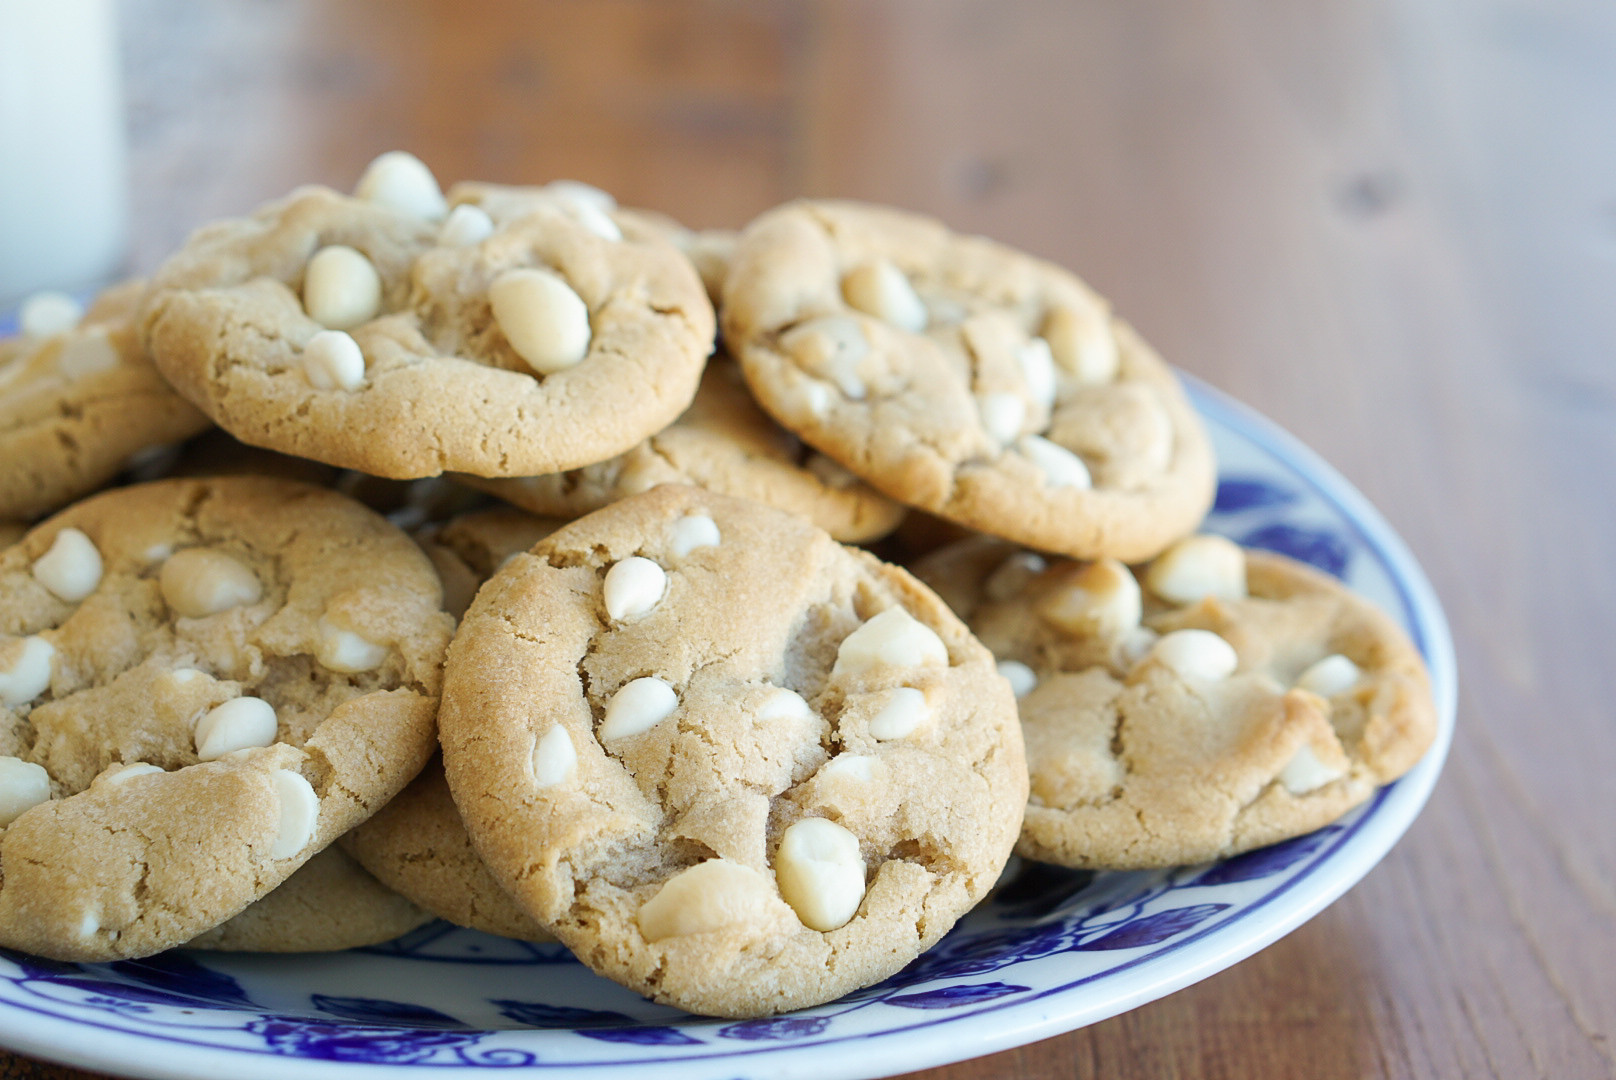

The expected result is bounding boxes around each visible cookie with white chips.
[0,476,453,960]
[439,486,1025,1016]
[915,534,1437,869]
[140,155,714,479]
[0,281,211,521]
[466,356,906,544]
[722,199,1215,562]
[187,845,432,953]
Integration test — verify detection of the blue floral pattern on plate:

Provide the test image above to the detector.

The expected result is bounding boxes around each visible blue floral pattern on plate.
[0,376,1456,1080]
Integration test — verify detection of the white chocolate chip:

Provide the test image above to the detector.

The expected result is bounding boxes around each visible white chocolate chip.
[978,392,1026,444]
[489,267,592,375]
[56,330,120,378]
[1016,337,1058,411]
[545,179,616,213]
[104,762,163,784]
[775,818,867,932]
[19,291,82,337]
[304,245,383,330]
[668,514,720,558]
[798,379,834,417]
[820,754,878,782]
[1116,625,1161,668]
[841,259,927,333]
[599,677,678,741]
[32,527,102,602]
[301,329,367,391]
[780,317,870,400]
[142,542,174,564]
[757,687,814,722]
[563,200,622,242]
[1017,435,1092,490]
[1145,535,1247,606]
[1042,305,1119,384]
[194,697,279,760]
[159,548,262,618]
[806,453,860,490]
[355,150,447,221]
[1278,744,1346,795]
[1149,629,1239,682]
[77,910,99,938]
[438,203,496,246]
[0,636,54,707]
[996,659,1038,698]
[868,686,931,739]
[0,757,51,826]
[269,769,319,859]
[985,552,1047,602]
[167,668,205,686]
[831,608,948,678]
[1038,558,1142,640]
[638,859,785,943]
[603,557,667,621]
[316,616,389,673]
[1296,654,1362,697]
[531,725,577,788]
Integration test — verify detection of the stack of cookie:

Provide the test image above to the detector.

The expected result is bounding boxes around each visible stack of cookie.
[0,152,1436,1018]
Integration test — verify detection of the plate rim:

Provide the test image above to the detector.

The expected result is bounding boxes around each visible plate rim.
[0,374,1457,1080]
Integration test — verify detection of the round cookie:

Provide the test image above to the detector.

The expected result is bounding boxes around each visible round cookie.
[342,758,551,941]
[140,176,714,480]
[187,845,432,952]
[466,357,906,544]
[0,281,211,521]
[346,506,562,938]
[439,485,1026,1017]
[0,476,454,960]
[412,505,568,620]
[914,535,1437,869]
[722,199,1215,562]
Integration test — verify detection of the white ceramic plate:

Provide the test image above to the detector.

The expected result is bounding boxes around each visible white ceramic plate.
[0,371,1456,1080]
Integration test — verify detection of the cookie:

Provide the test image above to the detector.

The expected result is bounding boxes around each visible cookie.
[722,200,1215,562]
[187,845,432,952]
[412,505,567,620]
[466,356,906,544]
[0,476,454,960]
[0,281,211,521]
[438,485,1026,1017]
[141,163,714,480]
[343,758,550,941]
[914,534,1437,868]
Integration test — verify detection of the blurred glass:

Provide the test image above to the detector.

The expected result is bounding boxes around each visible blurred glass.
[0,0,127,307]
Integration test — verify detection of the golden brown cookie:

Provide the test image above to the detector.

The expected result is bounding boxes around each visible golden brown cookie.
[466,356,905,544]
[0,281,210,521]
[141,181,714,479]
[0,476,453,960]
[439,486,1025,1017]
[915,535,1437,868]
[722,200,1215,562]
[187,845,432,952]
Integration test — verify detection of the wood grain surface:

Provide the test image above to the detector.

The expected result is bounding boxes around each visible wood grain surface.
[9,0,1614,1076]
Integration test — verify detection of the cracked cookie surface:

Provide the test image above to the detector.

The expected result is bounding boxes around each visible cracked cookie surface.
[438,486,1025,1016]
[466,356,905,544]
[141,186,714,479]
[915,536,1437,868]
[722,200,1215,562]
[0,281,211,521]
[0,476,453,959]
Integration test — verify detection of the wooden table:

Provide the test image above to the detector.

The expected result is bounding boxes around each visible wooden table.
[11,0,1613,1075]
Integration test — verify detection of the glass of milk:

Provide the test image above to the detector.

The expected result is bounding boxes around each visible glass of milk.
[0,0,127,307]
